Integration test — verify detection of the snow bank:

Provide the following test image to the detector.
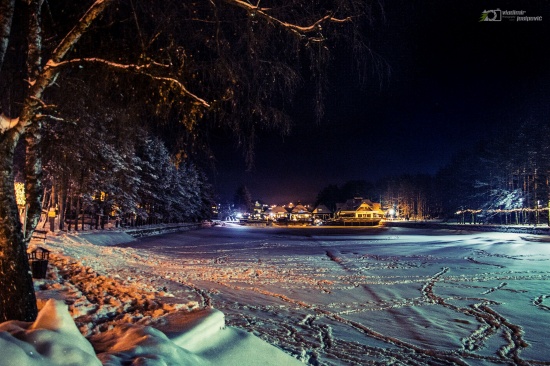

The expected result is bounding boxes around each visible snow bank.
[91,323,205,365]
[41,222,202,248]
[57,230,136,246]
[0,299,301,366]
[0,300,101,366]
[125,223,201,238]
[91,308,301,366]
[154,309,302,365]
[0,299,204,365]
[155,308,226,350]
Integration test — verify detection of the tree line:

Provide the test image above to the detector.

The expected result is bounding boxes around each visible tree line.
[32,113,214,230]
[316,119,550,224]
[23,74,215,229]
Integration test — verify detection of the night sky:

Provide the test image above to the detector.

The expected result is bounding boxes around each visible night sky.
[211,1,550,205]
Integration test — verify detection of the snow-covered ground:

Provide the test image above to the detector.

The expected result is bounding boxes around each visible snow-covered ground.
[0,229,301,366]
[119,225,550,365]
[3,225,550,365]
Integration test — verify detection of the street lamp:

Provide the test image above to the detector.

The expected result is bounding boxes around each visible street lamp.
[15,182,25,206]
[15,182,30,239]
[535,200,540,227]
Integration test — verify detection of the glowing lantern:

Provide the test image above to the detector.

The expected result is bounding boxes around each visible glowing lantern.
[15,182,25,206]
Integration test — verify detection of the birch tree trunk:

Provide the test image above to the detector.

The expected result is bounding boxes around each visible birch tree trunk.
[0,131,38,322]
[0,0,113,321]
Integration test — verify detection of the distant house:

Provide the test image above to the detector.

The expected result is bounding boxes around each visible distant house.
[290,204,312,222]
[335,197,384,224]
[267,205,289,220]
[311,205,332,220]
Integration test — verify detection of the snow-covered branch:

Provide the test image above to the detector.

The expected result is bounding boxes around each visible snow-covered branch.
[0,113,19,132]
[35,114,64,122]
[30,96,56,109]
[18,0,114,129]
[49,58,210,108]
[222,0,352,34]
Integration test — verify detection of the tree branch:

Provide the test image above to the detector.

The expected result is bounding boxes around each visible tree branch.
[19,0,115,128]
[50,0,114,63]
[35,114,64,122]
[50,57,210,107]
[222,0,352,34]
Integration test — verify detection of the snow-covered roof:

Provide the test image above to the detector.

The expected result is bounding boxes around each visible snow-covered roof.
[291,204,309,213]
[312,205,332,214]
[337,198,376,212]
[269,206,288,214]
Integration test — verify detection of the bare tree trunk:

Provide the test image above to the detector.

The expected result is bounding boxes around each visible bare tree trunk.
[58,175,67,231]
[81,202,86,230]
[67,190,72,231]
[75,196,81,231]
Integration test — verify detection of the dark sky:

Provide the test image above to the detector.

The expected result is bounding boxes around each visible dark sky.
[210,1,550,205]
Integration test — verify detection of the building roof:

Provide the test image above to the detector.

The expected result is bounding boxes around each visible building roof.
[269,206,289,214]
[312,205,332,214]
[291,204,309,213]
[337,197,376,212]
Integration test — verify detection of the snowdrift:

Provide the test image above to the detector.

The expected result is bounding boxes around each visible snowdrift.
[0,299,301,366]
[0,228,302,365]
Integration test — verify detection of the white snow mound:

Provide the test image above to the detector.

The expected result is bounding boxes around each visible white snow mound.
[0,300,302,366]
[0,299,101,366]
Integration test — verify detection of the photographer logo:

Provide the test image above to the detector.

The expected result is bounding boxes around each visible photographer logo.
[480,9,501,21]
[480,9,542,22]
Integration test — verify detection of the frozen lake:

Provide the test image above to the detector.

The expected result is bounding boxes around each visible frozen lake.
[122,225,550,365]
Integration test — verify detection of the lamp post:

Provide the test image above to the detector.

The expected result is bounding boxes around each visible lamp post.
[535,200,540,226]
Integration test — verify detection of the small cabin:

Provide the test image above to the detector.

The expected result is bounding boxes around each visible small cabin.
[335,197,383,220]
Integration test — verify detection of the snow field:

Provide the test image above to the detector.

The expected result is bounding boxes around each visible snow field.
[122,227,550,365]
[3,226,550,365]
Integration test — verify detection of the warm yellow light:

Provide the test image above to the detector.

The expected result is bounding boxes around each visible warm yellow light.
[15,182,25,206]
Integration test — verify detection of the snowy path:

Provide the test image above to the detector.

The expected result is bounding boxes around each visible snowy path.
[45,226,550,365]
